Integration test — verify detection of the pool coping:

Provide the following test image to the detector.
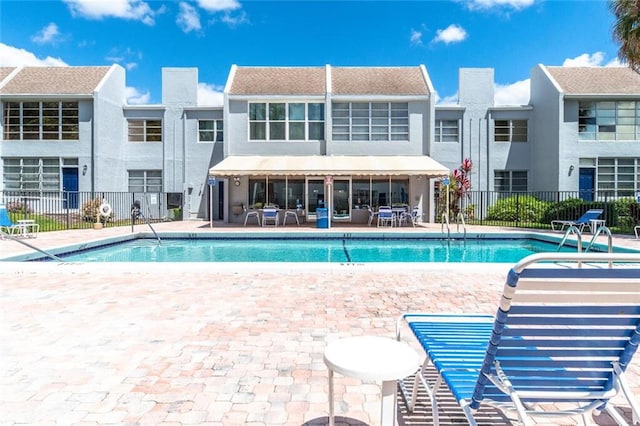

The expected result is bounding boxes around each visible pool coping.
[1,229,633,269]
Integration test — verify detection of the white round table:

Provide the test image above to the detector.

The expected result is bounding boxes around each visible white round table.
[323,335,420,426]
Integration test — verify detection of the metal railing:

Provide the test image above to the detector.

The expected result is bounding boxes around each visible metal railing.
[435,190,640,232]
[1,190,183,233]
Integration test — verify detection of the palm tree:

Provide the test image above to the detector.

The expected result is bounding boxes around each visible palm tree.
[611,0,640,72]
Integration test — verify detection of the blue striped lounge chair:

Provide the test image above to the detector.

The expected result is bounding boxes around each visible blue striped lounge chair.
[551,208,604,233]
[397,252,640,426]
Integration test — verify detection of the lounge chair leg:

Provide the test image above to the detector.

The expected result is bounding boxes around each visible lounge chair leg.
[613,364,640,425]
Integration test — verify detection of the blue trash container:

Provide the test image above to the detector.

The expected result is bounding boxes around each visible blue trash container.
[316,207,329,229]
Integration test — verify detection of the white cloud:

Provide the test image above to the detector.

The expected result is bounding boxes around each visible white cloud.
[125,86,151,105]
[31,23,62,45]
[410,29,423,46]
[220,11,248,27]
[198,82,224,106]
[177,2,202,33]
[0,43,67,67]
[432,24,467,45]
[196,0,241,12]
[63,0,156,25]
[467,0,535,10]
[434,91,459,106]
[562,52,623,67]
[495,79,530,105]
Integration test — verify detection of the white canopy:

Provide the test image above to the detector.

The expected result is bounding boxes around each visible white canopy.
[208,155,449,177]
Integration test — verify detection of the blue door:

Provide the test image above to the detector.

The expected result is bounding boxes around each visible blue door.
[62,168,79,209]
[579,168,595,201]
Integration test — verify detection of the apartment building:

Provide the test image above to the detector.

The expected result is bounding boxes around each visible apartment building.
[1,64,639,224]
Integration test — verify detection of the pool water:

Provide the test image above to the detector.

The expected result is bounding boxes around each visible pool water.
[50,237,600,263]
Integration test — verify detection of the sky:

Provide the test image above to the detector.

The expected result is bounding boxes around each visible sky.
[0,0,625,106]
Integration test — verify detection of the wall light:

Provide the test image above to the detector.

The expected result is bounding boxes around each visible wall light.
[82,165,88,176]
[233,176,241,186]
[568,165,575,176]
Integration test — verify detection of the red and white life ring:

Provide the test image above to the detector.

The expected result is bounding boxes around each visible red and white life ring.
[99,202,112,217]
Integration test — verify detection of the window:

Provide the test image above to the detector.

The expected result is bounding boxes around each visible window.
[331,102,409,142]
[128,119,162,142]
[435,119,459,142]
[494,120,527,142]
[249,102,324,141]
[198,119,223,142]
[494,170,528,192]
[247,178,306,209]
[597,158,640,196]
[579,101,640,141]
[2,158,61,191]
[128,170,163,192]
[3,101,79,141]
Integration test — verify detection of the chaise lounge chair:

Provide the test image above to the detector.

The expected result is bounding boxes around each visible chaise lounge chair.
[551,208,603,233]
[397,252,640,426]
[0,203,29,238]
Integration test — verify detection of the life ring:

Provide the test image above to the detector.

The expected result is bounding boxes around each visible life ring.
[99,202,112,217]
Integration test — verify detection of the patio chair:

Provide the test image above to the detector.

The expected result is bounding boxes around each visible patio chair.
[397,252,640,426]
[243,209,261,227]
[261,207,279,227]
[282,210,299,226]
[367,206,378,226]
[0,203,24,238]
[377,206,394,227]
[551,208,603,233]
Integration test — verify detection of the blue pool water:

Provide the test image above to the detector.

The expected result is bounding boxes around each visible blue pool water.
[46,236,617,263]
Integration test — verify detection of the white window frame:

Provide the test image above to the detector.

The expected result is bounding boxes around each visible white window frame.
[331,102,409,142]
[128,170,163,192]
[248,102,325,141]
[2,157,61,191]
[2,101,79,141]
[579,101,640,141]
[494,119,528,143]
[494,170,528,192]
[128,119,162,143]
[596,157,640,197]
[198,119,223,143]
[434,119,460,143]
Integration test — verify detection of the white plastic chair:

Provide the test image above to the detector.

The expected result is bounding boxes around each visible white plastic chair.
[243,210,261,227]
[282,210,299,226]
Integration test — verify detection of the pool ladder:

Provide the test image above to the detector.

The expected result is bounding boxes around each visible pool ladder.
[557,224,613,265]
[441,212,467,240]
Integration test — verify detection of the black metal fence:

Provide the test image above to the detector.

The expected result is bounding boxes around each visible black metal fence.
[1,191,183,232]
[3,189,639,233]
[436,190,640,233]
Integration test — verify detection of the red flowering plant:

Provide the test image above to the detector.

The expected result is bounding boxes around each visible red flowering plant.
[441,158,473,220]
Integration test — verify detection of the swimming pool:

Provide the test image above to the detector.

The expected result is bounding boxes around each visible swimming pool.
[30,233,632,263]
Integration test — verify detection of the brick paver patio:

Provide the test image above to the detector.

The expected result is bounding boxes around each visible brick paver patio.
[1,221,639,425]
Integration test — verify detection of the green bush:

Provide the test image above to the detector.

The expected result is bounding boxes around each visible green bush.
[486,195,550,222]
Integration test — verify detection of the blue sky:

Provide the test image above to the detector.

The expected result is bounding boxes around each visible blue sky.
[0,0,623,106]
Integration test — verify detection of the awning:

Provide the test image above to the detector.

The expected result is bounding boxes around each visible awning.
[208,155,449,177]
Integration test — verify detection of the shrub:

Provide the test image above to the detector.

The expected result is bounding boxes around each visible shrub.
[487,195,549,222]
[6,201,31,214]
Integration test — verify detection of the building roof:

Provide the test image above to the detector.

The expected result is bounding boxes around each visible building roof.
[0,66,112,95]
[228,65,430,96]
[229,67,326,96]
[0,67,17,83]
[332,67,428,95]
[545,66,640,94]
